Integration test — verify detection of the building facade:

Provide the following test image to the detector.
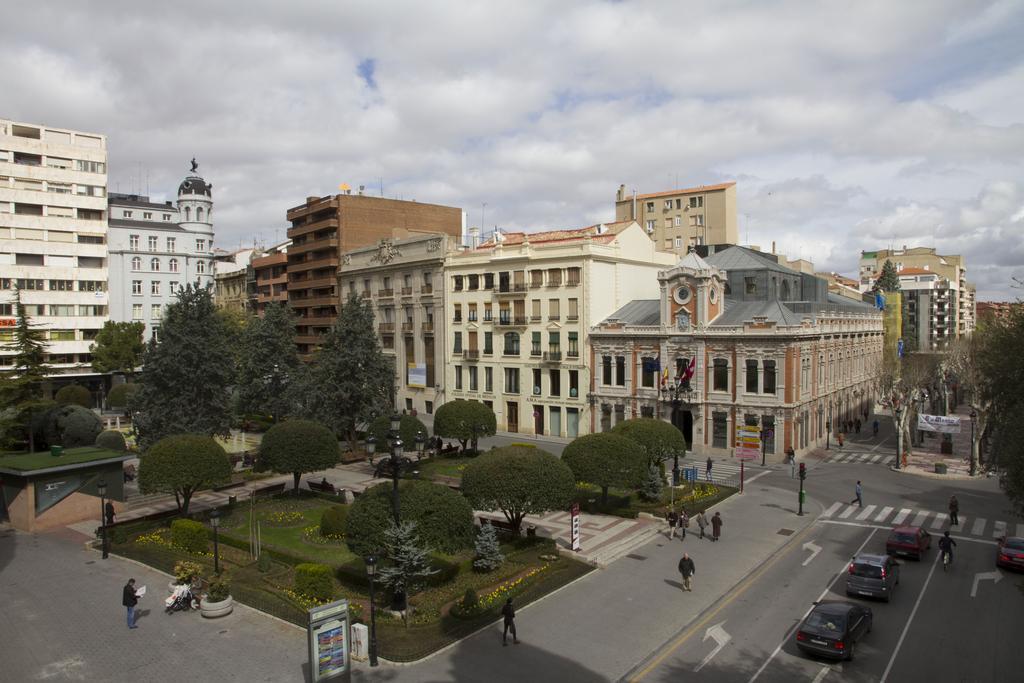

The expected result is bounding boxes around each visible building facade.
[614,182,738,257]
[107,167,215,341]
[589,246,884,459]
[286,191,462,354]
[213,248,255,313]
[443,222,677,436]
[252,240,289,316]
[339,234,451,416]
[1,119,109,375]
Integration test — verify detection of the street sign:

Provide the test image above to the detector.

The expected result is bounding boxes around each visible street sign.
[570,502,581,552]
[735,425,761,460]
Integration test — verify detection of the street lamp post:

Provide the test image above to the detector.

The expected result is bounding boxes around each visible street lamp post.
[97,479,108,560]
[825,421,831,450]
[894,404,903,470]
[210,508,221,575]
[365,555,379,667]
[970,409,977,476]
[415,430,426,460]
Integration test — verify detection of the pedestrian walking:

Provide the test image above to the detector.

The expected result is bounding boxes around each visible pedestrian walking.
[666,508,678,539]
[872,419,879,437]
[679,510,689,540]
[837,431,845,448]
[855,418,862,434]
[711,511,723,541]
[851,481,863,507]
[949,495,960,526]
[696,510,708,540]
[705,457,713,482]
[678,553,696,591]
[501,598,519,645]
[786,447,796,478]
[123,578,139,629]
[105,500,115,526]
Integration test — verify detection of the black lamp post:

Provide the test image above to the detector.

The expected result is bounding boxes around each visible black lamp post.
[970,409,977,476]
[415,430,426,459]
[97,479,108,559]
[825,420,831,450]
[894,404,903,470]
[210,508,221,575]
[365,555,379,667]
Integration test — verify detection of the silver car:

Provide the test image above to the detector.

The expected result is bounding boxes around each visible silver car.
[845,553,899,602]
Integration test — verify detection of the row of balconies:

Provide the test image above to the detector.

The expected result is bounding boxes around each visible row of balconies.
[379,322,435,336]
[452,348,577,361]
[373,285,433,299]
[453,279,582,295]
[450,314,579,326]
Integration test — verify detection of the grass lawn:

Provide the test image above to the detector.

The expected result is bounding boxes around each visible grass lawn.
[0,446,130,472]
[413,455,475,480]
[217,497,357,566]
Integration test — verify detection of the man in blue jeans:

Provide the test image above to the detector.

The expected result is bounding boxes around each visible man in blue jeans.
[123,578,139,629]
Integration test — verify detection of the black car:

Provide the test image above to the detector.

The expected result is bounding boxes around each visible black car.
[795,601,872,661]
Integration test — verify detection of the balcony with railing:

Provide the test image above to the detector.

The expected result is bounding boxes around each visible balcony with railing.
[420,284,433,295]
[567,348,579,358]
[421,321,434,334]
[495,315,528,327]
[378,322,395,333]
[464,349,480,361]
[543,350,563,362]
[495,283,528,297]
[401,287,414,296]
[378,288,394,298]
[401,322,415,334]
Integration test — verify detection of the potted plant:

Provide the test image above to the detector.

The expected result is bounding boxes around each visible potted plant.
[200,575,234,618]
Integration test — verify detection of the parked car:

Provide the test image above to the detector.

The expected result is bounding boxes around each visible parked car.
[886,526,932,560]
[846,554,900,602]
[795,601,873,661]
[996,536,1024,571]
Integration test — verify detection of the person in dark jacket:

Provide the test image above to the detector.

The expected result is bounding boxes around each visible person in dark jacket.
[123,578,139,629]
[666,508,678,539]
[949,495,960,526]
[105,501,115,526]
[678,553,695,591]
[501,598,519,645]
[711,511,723,541]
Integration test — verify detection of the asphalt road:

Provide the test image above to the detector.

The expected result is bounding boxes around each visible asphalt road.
[629,454,1024,683]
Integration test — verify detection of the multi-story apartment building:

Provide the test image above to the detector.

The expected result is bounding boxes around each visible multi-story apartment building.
[613,182,738,256]
[1,119,109,379]
[894,267,970,352]
[339,234,451,416]
[976,301,1020,323]
[589,246,883,459]
[286,191,462,354]
[107,169,215,341]
[252,240,289,317]
[444,221,677,437]
[859,247,976,347]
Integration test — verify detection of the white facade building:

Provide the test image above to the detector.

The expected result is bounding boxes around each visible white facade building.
[107,165,214,341]
[0,119,109,375]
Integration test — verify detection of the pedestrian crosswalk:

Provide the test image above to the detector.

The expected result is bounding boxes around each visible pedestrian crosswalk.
[678,459,752,486]
[822,451,893,465]
[820,501,1024,541]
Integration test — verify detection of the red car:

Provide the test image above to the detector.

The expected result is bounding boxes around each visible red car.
[885,526,932,560]
[997,536,1024,571]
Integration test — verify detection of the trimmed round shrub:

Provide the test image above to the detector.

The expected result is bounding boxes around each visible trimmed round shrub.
[345,480,474,556]
[44,404,102,448]
[294,563,334,602]
[612,417,686,466]
[170,519,209,554]
[107,382,140,408]
[55,384,92,408]
[367,414,429,451]
[260,419,340,494]
[320,505,349,538]
[137,435,232,514]
[95,429,127,452]
[563,432,647,505]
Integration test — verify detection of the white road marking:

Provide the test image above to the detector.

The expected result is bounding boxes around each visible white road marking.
[880,547,942,682]
[812,666,830,683]
[693,621,731,673]
[992,521,1007,539]
[869,454,885,463]
[802,540,822,566]
[856,505,877,521]
[822,502,842,518]
[971,571,1003,598]
[838,505,857,519]
[875,506,894,522]
[818,519,999,545]
[930,513,948,529]
[972,518,987,536]
[911,511,930,527]
[957,516,968,530]
[892,508,912,525]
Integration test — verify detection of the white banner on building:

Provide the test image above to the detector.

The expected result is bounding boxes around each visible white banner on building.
[407,363,427,388]
[917,414,962,434]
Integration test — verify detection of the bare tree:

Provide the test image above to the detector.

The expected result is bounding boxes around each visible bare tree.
[876,354,935,465]
[946,336,991,476]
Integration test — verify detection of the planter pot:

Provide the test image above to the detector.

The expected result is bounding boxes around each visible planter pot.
[934,463,948,475]
[200,595,234,618]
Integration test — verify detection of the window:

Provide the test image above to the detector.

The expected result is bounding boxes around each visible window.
[645,220,656,233]
[469,366,478,391]
[151,281,160,296]
[131,256,142,271]
[468,303,478,321]
[132,304,143,320]
[567,267,580,286]
[548,331,560,353]
[641,357,656,388]
[78,280,104,292]
[568,332,579,357]
[49,280,74,291]
[49,329,75,341]
[49,304,75,316]
[615,356,626,386]
[453,332,463,353]
[549,369,561,397]
[689,196,703,209]
[483,304,493,322]
[569,370,579,397]
[674,237,682,249]
[132,280,142,295]
[485,367,493,392]
[148,236,158,251]
[646,201,654,211]
[746,360,759,393]
[548,299,559,320]
[533,369,542,395]
[196,239,206,252]
[75,159,105,173]
[531,332,542,355]
[124,211,134,219]
[197,207,204,222]
[152,304,161,319]
[163,214,172,221]
[503,332,520,356]
[713,359,729,391]
[169,258,178,272]
[453,275,463,291]
[665,199,673,209]
[150,258,160,271]
[762,415,776,454]
[484,273,494,289]
[602,355,612,385]
[468,274,479,290]
[691,215,704,227]
[197,260,206,274]
[664,238,672,250]
[129,235,139,250]
[674,216,681,227]
[504,368,520,394]
[745,277,757,294]
[455,366,463,390]
[169,282,179,294]
[713,412,728,448]
[184,206,191,221]
[484,332,493,355]
[764,360,777,395]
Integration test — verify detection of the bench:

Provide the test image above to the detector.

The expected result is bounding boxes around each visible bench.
[307,480,337,494]
[255,482,286,497]
[479,516,519,536]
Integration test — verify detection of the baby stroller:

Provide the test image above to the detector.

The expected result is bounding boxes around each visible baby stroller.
[165,583,199,613]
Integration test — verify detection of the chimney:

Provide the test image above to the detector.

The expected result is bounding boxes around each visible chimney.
[772,240,776,254]
[469,226,480,248]
[616,184,625,202]
[358,185,365,195]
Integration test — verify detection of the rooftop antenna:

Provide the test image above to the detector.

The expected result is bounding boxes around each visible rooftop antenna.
[379,177,384,197]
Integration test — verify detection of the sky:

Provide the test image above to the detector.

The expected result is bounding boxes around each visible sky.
[3,0,1023,299]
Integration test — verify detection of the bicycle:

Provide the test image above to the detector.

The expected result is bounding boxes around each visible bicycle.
[942,550,952,571]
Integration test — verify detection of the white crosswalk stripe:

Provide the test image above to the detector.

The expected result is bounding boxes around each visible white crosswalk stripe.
[972,518,987,536]
[875,506,894,522]
[993,521,1007,539]
[838,505,857,519]
[869,454,885,463]
[856,505,877,521]
[823,502,1019,542]
[823,451,892,466]
[930,513,948,529]
[822,502,842,518]
[892,509,912,525]
[957,516,967,531]
[911,511,930,527]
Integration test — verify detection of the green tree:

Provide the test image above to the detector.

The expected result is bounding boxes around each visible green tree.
[432,400,497,452]
[138,434,232,513]
[612,417,686,468]
[259,419,340,495]
[236,303,302,423]
[562,432,647,505]
[0,288,49,451]
[875,259,901,292]
[44,404,102,448]
[638,464,664,502]
[473,521,505,572]
[367,414,428,452]
[55,384,92,408]
[89,321,145,375]
[376,520,439,625]
[462,445,575,533]
[107,382,140,409]
[300,294,392,451]
[980,303,1024,512]
[132,285,234,449]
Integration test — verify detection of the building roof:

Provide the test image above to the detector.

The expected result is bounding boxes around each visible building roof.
[897,267,934,276]
[108,218,187,232]
[179,174,212,197]
[606,300,661,325]
[712,299,806,326]
[474,221,633,249]
[0,447,133,476]
[108,194,177,210]
[675,249,714,272]
[633,182,736,201]
[704,245,798,276]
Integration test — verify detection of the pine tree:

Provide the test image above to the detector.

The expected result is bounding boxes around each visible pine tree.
[236,302,302,422]
[473,521,505,572]
[639,463,664,502]
[376,520,439,626]
[132,284,234,449]
[0,288,49,451]
[875,259,901,292]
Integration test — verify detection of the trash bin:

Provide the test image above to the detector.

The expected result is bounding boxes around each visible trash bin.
[527,525,537,538]
[50,445,63,457]
[228,495,237,506]
[935,463,948,475]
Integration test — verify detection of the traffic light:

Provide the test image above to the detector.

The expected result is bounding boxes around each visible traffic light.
[799,462,807,481]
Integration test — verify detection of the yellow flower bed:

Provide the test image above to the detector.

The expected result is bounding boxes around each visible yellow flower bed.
[476,564,550,611]
[133,529,212,557]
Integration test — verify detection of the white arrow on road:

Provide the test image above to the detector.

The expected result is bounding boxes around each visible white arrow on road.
[971,570,1003,597]
[802,540,822,566]
[812,663,843,682]
[694,621,731,672]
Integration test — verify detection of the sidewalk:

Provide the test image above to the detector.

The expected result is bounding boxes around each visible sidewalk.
[898,403,977,479]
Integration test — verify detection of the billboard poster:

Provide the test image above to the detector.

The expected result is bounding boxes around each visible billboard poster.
[408,363,427,388]
[918,414,962,434]
[307,600,350,682]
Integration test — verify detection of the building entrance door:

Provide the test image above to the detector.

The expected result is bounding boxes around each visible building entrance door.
[506,402,519,433]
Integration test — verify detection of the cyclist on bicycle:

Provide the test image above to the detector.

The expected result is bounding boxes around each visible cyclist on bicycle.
[939,530,957,565]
